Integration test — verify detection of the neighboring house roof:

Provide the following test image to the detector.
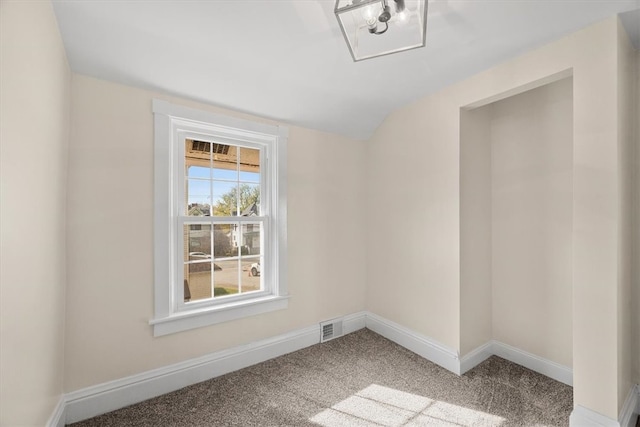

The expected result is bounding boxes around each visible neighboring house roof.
[240,202,258,217]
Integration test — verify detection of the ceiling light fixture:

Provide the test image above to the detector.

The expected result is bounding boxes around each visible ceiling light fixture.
[335,0,428,62]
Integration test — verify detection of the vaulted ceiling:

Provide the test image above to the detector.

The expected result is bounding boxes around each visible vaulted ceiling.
[52,0,640,140]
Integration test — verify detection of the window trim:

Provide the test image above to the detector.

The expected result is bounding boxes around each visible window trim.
[150,99,288,337]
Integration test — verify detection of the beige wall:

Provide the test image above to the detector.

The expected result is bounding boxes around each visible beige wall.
[64,75,367,391]
[366,88,461,349]
[367,17,627,418]
[491,78,573,368]
[460,79,573,365]
[635,49,640,388]
[618,27,640,395]
[459,107,493,355]
[0,1,71,425]
[616,20,636,411]
[2,3,637,424]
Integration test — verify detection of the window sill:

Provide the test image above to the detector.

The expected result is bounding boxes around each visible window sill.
[150,295,290,337]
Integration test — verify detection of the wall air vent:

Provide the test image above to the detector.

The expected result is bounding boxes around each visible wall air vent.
[320,318,344,343]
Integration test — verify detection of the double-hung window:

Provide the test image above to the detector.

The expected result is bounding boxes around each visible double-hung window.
[151,100,288,336]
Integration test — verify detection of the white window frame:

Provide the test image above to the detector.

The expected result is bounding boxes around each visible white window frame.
[150,100,288,336]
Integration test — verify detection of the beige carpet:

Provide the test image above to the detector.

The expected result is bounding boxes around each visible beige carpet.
[69,329,573,426]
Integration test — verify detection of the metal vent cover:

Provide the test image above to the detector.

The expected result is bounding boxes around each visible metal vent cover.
[320,319,344,343]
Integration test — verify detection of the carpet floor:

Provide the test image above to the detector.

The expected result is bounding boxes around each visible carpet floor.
[69,329,573,426]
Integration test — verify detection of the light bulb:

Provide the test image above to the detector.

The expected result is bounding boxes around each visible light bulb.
[361,5,376,21]
[366,16,378,33]
[360,3,381,33]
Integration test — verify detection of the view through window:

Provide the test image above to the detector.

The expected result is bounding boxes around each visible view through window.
[183,139,263,303]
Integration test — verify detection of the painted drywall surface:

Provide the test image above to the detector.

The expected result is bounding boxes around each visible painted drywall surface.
[459,78,573,365]
[365,89,462,350]
[490,78,573,368]
[0,1,70,425]
[634,50,640,388]
[635,49,640,387]
[616,20,637,410]
[367,17,622,418]
[459,107,493,356]
[64,75,366,391]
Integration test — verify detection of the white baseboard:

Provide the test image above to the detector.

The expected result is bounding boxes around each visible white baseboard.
[570,405,621,427]
[46,395,66,427]
[364,313,574,386]
[64,316,366,424]
[343,311,367,334]
[364,312,461,374]
[460,341,573,386]
[459,341,493,374]
[619,384,639,427]
[567,384,639,427]
[490,341,573,386]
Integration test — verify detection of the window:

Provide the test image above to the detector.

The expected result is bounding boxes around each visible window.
[150,100,288,336]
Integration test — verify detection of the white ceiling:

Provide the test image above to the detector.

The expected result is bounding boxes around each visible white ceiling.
[52,0,640,140]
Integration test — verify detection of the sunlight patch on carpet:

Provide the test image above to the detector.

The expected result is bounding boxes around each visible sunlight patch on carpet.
[309,384,506,427]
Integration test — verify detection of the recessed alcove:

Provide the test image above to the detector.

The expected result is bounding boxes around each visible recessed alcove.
[460,76,574,372]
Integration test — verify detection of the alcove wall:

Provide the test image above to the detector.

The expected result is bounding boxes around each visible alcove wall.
[368,18,631,418]
[460,77,573,367]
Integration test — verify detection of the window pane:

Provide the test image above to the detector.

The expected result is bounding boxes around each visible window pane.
[214,260,240,297]
[239,183,260,216]
[239,146,260,176]
[214,183,260,217]
[186,179,211,216]
[241,258,262,294]
[184,224,211,258]
[241,223,261,255]
[210,183,260,217]
[239,147,260,215]
[240,223,261,294]
[213,145,238,180]
[239,171,260,183]
[187,165,211,179]
[212,167,238,181]
[185,139,211,179]
[211,181,237,216]
[213,224,237,257]
[184,263,213,303]
[183,223,213,303]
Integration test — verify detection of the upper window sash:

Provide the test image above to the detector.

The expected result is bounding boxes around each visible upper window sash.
[174,130,270,220]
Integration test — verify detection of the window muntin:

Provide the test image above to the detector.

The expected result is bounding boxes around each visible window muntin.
[176,133,272,308]
[177,136,267,311]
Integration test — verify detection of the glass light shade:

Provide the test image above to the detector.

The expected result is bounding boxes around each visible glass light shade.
[335,0,428,61]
